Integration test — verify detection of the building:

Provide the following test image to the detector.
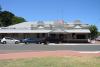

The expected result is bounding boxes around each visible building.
[0,20,90,43]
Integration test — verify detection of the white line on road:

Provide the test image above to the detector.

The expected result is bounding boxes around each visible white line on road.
[79,51,100,53]
[48,43,100,45]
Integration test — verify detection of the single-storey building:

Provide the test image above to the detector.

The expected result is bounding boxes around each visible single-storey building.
[0,20,90,43]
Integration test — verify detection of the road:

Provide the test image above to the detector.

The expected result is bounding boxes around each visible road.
[0,44,100,53]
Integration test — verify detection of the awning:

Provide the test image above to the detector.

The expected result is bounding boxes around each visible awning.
[0,29,51,33]
[0,29,90,33]
[49,29,66,33]
[65,29,90,33]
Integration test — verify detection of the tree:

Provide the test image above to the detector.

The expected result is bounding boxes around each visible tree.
[12,16,26,25]
[0,11,14,27]
[0,5,26,27]
[98,32,100,36]
[89,25,98,39]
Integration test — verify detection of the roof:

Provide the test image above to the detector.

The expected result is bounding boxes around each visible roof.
[0,28,90,33]
[65,29,90,33]
[50,29,66,33]
[0,20,90,33]
[8,20,89,29]
[8,21,55,28]
[0,29,51,33]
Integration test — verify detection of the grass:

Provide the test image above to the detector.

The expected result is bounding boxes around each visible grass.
[0,56,100,67]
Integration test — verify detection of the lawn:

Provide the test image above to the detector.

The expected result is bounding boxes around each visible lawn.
[0,56,100,67]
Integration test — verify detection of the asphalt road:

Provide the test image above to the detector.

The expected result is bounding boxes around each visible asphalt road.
[0,43,100,53]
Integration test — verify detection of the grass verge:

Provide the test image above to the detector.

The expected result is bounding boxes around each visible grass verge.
[0,56,100,67]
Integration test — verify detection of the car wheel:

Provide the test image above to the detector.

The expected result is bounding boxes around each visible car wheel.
[36,42,39,44]
[15,41,19,44]
[38,42,41,44]
[3,41,6,44]
[44,41,48,45]
[25,42,28,44]
[39,42,41,44]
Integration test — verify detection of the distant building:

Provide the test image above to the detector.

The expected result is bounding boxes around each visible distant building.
[0,20,90,43]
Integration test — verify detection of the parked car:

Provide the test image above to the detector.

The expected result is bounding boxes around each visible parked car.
[20,38,45,44]
[0,38,2,43]
[1,37,20,44]
[95,36,100,41]
[20,37,61,44]
[44,37,60,44]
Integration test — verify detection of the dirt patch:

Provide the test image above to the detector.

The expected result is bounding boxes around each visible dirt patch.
[0,50,100,60]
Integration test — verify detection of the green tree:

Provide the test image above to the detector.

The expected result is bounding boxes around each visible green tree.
[0,11,14,27]
[98,32,100,36]
[12,16,26,25]
[0,5,26,26]
[89,25,98,39]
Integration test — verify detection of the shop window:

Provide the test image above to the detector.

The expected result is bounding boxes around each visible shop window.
[76,34,86,39]
[42,33,45,37]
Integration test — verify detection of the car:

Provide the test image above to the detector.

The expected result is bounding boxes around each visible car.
[44,37,60,44]
[1,37,20,44]
[20,38,45,44]
[95,36,100,41]
[0,38,2,43]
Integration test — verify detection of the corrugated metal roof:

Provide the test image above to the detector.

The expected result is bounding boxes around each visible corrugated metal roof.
[0,29,51,33]
[8,21,55,28]
[8,21,89,29]
[65,29,90,33]
[50,29,66,33]
[0,29,90,33]
[0,20,90,33]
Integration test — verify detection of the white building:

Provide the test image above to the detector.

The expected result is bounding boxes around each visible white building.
[0,20,90,43]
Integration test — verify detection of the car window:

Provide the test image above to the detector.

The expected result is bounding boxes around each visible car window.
[26,38,32,40]
[5,37,13,40]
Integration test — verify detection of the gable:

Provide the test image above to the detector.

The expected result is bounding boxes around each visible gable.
[74,25,82,28]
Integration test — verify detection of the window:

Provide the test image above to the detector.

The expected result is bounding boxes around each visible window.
[76,34,86,39]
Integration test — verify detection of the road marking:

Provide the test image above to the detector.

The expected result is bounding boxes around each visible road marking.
[79,51,100,53]
[48,43,100,45]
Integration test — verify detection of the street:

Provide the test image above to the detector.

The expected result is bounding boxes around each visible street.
[0,44,100,53]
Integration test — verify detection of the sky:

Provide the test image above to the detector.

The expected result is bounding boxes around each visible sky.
[0,0,100,31]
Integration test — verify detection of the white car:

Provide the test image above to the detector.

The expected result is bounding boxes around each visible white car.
[95,36,100,41]
[1,37,20,44]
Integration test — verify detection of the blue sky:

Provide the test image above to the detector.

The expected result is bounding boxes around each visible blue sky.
[0,0,100,31]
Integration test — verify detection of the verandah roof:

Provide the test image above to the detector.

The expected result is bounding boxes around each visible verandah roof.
[0,29,90,33]
[65,29,90,33]
[0,29,51,33]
